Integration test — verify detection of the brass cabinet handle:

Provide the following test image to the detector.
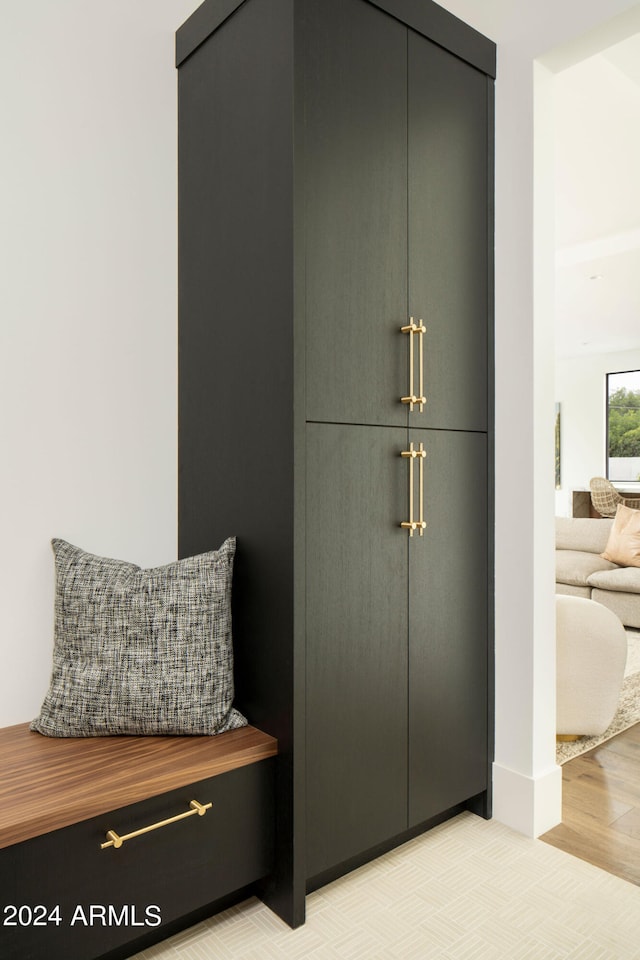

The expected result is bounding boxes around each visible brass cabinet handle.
[400,442,426,537]
[400,319,427,413]
[100,799,212,850]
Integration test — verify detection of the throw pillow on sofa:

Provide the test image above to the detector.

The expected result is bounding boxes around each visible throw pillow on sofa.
[31,537,247,737]
[601,503,640,568]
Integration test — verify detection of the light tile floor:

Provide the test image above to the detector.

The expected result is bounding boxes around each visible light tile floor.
[132,812,640,960]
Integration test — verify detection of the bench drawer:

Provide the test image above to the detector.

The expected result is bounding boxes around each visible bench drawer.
[0,758,274,960]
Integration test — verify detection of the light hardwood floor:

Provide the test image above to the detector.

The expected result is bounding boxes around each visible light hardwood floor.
[542,722,640,886]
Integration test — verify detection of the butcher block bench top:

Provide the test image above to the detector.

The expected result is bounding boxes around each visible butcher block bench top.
[0,722,277,849]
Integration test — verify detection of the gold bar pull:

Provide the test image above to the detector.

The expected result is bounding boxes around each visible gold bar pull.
[401,321,416,411]
[400,319,427,413]
[100,799,212,850]
[400,442,427,537]
[417,323,426,414]
[401,443,417,536]
[417,441,426,536]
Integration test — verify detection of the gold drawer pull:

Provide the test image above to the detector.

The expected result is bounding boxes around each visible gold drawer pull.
[100,799,212,850]
[400,319,427,413]
[400,442,427,537]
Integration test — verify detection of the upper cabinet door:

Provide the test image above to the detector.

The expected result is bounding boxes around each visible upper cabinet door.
[408,32,490,433]
[304,0,408,427]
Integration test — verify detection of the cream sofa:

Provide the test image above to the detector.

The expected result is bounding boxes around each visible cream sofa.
[556,516,640,629]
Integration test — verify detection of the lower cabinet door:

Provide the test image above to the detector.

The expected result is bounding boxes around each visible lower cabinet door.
[408,429,489,825]
[0,760,274,960]
[306,423,408,880]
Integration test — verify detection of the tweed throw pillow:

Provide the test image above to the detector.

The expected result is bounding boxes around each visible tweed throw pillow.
[601,504,640,568]
[31,537,247,737]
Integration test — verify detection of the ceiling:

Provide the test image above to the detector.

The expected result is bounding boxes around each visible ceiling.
[554,32,640,358]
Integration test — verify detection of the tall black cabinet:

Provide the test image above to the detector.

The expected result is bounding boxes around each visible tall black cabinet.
[177,0,495,929]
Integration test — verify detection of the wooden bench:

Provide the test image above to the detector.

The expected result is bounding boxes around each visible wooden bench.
[0,723,277,960]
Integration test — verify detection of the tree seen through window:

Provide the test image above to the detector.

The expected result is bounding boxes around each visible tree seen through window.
[607,371,640,480]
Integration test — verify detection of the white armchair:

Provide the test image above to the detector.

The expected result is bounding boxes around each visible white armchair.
[556,594,627,740]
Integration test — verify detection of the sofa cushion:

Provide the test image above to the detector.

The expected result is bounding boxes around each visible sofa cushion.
[587,565,640,594]
[555,583,591,599]
[601,503,640,567]
[31,537,247,737]
[555,516,613,554]
[590,588,640,630]
[556,549,617,588]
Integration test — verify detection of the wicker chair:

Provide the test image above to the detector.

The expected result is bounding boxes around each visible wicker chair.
[589,476,640,518]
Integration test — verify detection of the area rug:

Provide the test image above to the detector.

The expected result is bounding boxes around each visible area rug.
[556,628,640,764]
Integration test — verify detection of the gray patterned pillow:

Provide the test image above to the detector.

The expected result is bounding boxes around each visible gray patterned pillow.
[31,537,247,737]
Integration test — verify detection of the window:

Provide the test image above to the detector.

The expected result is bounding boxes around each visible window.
[607,369,640,481]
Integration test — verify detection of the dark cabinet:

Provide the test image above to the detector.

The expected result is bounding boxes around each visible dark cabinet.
[0,730,275,960]
[305,423,409,878]
[303,0,407,428]
[408,34,490,433]
[306,423,489,881]
[304,1,490,434]
[408,429,489,826]
[177,0,494,929]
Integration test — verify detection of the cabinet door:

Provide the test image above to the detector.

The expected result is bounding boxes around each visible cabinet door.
[408,32,489,433]
[303,0,407,428]
[306,422,408,879]
[407,429,488,826]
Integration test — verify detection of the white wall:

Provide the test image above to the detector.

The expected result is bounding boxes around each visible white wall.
[556,348,640,517]
[2,0,639,837]
[435,0,640,836]
[0,0,200,727]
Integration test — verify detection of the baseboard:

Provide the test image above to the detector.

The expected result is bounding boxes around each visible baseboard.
[492,761,562,837]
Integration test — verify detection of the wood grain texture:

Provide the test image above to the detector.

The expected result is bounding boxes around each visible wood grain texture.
[408,32,489,433]
[1,761,274,960]
[303,0,408,428]
[176,0,495,922]
[177,0,303,927]
[541,723,640,886]
[0,723,276,848]
[305,422,408,878]
[408,429,488,825]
